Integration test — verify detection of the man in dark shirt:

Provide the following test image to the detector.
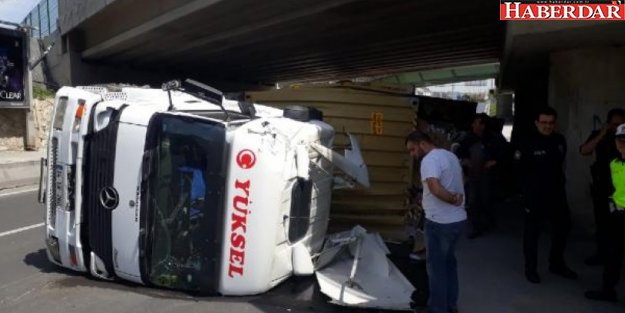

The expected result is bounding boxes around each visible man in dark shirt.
[518,107,577,284]
[579,108,625,265]
[457,114,499,239]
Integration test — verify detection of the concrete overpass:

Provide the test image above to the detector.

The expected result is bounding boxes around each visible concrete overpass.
[52,0,502,88]
[32,1,625,225]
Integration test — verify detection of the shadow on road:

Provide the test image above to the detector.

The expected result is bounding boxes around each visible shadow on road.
[20,246,421,313]
[22,248,203,301]
[19,248,340,311]
[23,249,81,276]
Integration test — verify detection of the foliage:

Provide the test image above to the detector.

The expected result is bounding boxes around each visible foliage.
[33,86,56,100]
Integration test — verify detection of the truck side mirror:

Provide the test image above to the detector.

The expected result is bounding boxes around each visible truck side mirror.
[238,101,256,118]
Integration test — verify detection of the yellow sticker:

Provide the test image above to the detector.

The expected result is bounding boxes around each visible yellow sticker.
[371,112,384,135]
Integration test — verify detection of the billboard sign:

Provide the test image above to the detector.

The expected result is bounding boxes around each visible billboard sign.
[0,27,27,108]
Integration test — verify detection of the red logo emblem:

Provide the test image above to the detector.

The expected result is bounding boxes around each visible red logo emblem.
[236,149,256,169]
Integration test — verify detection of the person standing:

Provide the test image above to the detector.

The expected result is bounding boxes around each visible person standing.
[457,113,499,239]
[579,108,625,265]
[406,131,466,313]
[517,107,577,284]
[585,123,625,302]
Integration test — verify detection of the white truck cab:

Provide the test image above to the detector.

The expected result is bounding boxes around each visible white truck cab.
[41,80,413,310]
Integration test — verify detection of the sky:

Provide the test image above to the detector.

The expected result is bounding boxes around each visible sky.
[0,0,40,23]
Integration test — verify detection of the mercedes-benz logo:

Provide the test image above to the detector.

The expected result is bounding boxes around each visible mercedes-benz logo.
[99,186,119,210]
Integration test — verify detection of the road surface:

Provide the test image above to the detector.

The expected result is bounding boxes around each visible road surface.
[1,186,624,313]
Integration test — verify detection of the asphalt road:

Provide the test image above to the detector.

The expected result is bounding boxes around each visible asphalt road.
[1,187,625,313]
[0,187,346,313]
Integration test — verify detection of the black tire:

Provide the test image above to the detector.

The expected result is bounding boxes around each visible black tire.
[283,106,323,122]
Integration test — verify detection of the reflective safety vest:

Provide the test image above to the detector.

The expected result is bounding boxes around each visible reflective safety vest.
[610,158,625,209]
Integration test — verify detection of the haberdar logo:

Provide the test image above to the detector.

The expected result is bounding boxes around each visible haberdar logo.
[500,1,625,20]
[236,149,256,169]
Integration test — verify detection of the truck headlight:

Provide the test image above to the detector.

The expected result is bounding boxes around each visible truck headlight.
[72,99,86,132]
[53,97,68,130]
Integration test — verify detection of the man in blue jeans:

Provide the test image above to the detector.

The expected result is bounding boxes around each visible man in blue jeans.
[406,131,467,313]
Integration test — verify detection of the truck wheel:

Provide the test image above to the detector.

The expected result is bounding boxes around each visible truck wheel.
[283,106,323,122]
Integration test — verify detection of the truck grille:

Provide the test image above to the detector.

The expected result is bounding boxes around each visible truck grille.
[48,137,58,228]
[83,109,123,275]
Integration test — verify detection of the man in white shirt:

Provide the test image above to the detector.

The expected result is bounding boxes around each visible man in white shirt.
[406,131,467,313]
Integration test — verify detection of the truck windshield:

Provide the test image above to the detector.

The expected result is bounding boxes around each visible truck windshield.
[143,114,226,292]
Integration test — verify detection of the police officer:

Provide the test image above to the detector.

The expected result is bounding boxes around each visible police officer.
[585,123,625,302]
[457,113,499,239]
[579,108,625,265]
[517,107,577,284]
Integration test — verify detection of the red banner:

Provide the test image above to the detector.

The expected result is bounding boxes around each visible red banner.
[500,2,625,20]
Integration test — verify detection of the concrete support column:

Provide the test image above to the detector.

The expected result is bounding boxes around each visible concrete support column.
[510,55,549,147]
[24,59,36,151]
[496,93,514,120]
[24,110,37,150]
[549,47,625,226]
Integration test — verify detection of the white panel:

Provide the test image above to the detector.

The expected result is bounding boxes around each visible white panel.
[219,121,286,295]
[46,87,100,274]
[119,104,163,126]
[315,232,415,310]
[111,122,147,282]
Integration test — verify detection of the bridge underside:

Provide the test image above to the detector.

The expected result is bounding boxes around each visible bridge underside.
[62,0,502,86]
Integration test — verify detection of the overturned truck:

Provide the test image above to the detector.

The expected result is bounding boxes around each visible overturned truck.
[39,79,414,310]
